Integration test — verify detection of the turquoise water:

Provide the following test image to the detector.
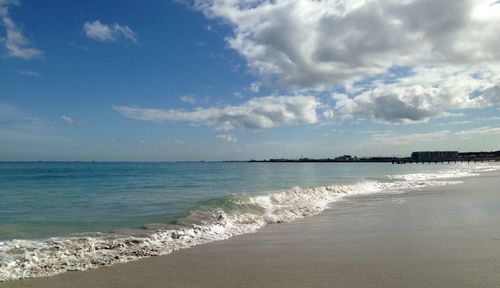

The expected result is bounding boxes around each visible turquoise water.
[0,161,463,241]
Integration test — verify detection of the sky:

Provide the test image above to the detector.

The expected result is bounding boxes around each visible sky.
[0,0,499,161]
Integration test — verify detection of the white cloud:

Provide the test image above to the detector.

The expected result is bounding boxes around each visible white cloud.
[196,0,500,88]
[333,66,500,123]
[114,95,321,131]
[61,115,74,125]
[476,116,500,121]
[0,103,69,145]
[19,70,39,77]
[249,82,261,93]
[322,109,335,121]
[174,139,185,145]
[83,20,137,43]
[435,120,473,126]
[216,134,237,142]
[362,126,500,147]
[195,0,500,123]
[0,0,42,59]
[0,102,35,125]
[368,130,451,146]
[437,112,466,119]
[180,95,197,104]
[455,126,500,136]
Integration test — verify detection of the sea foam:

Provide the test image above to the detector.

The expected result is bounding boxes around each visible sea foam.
[0,164,497,282]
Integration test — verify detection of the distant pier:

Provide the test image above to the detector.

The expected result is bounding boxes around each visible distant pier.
[391,159,496,164]
[248,150,500,164]
[391,151,499,164]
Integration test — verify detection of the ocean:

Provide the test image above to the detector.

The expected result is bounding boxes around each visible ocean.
[0,161,497,281]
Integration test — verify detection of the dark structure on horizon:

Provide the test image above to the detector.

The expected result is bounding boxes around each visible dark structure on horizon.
[249,150,500,163]
[411,151,459,162]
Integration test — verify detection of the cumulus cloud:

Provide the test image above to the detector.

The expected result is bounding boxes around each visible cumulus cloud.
[114,95,321,131]
[83,20,137,43]
[334,66,500,123]
[196,0,500,87]
[0,0,42,59]
[216,134,237,142]
[194,0,500,123]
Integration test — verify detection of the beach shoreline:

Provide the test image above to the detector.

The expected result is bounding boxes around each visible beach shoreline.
[2,169,500,288]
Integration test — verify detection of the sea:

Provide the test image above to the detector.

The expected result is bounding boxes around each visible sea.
[0,161,497,281]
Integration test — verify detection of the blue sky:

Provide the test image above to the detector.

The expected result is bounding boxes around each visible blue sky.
[1,0,499,161]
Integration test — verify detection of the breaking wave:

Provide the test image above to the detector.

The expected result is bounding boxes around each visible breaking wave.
[0,164,497,281]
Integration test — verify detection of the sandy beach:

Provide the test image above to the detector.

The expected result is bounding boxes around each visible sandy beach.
[2,170,500,288]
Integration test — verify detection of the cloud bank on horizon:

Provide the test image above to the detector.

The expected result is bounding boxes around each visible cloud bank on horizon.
[116,0,500,127]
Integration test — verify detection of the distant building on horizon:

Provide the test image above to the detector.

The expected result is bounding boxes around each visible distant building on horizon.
[334,155,354,161]
[411,151,459,162]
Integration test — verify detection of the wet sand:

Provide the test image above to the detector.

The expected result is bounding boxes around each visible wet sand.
[3,170,500,288]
